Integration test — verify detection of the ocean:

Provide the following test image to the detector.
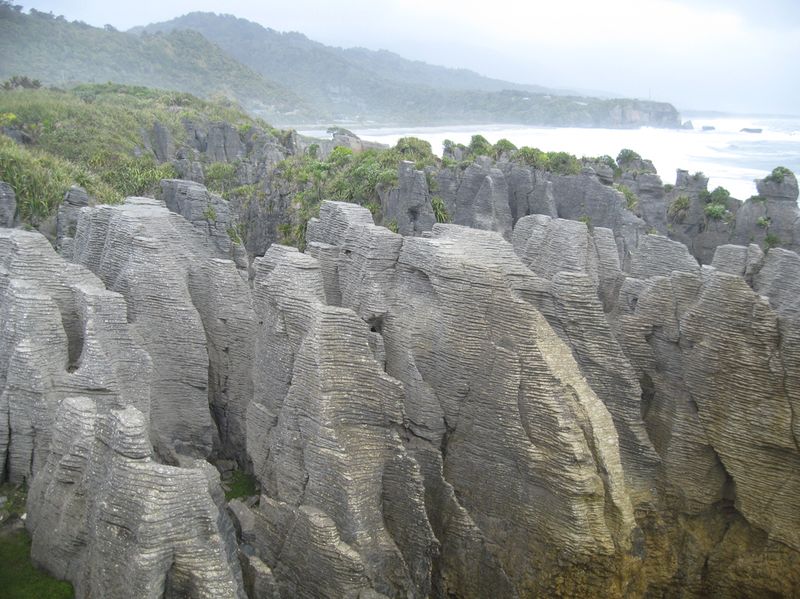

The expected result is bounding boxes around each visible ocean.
[300,115,800,202]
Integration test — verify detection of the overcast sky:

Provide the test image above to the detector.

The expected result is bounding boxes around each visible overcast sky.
[22,0,800,114]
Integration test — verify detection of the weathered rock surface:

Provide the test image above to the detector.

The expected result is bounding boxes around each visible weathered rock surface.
[65,197,255,463]
[379,161,435,235]
[159,178,248,268]
[1,226,246,598]
[304,202,637,597]
[0,229,150,483]
[28,399,246,598]
[0,181,16,227]
[7,175,800,599]
[245,239,437,598]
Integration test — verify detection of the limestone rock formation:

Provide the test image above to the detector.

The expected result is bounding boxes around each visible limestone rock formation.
[28,399,246,598]
[245,240,437,598]
[303,202,637,597]
[0,181,16,227]
[159,178,248,267]
[438,157,514,239]
[6,164,800,598]
[0,229,150,483]
[731,171,800,253]
[65,197,255,463]
[55,185,90,255]
[1,226,246,598]
[379,161,436,235]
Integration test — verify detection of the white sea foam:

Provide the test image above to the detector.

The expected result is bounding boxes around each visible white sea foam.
[300,116,800,201]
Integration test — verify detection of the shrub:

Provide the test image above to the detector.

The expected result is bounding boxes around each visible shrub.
[764,233,781,250]
[430,195,449,223]
[493,138,517,158]
[202,204,217,222]
[668,195,690,218]
[547,151,581,176]
[100,156,176,198]
[704,203,727,219]
[223,470,258,500]
[756,216,771,228]
[204,161,237,194]
[467,134,493,158]
[616,148,641,166]
[663,183,674,192]
[709,186,730,204]
[764,166,794,184]
[515,147,581,175]
[515,146,549,170]
[0,134,118,224]
[395,137,434,165]
[614,183,639,211]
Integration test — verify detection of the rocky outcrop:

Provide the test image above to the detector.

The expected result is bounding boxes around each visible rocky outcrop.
[245,239,437,598]
[1,226,246,598]
[731,171,800,252]
[7,177,800,598]
[302,202,637,597]
[65,197,255,463]
[0,181,16,227]
[27,399,246,598]
[1,228,151,483]
[159,178,248,268]
[55,185,89,254]
[379,161,436,235]
[436,157,514,239]
[297,128,387,160]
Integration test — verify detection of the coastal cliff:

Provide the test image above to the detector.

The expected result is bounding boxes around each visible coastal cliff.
[3,177,800,596]
[2,84,799,598]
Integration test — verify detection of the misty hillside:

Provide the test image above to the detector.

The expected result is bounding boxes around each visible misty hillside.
[1,5,680,128]
[132,12,566,102]
[131,12,681,128]
[0,5,314,121]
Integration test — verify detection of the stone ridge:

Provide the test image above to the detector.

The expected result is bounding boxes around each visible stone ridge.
[306,202,637,596]
[65,196,256,463]
[0,227,246,597]
[3,190,800,597]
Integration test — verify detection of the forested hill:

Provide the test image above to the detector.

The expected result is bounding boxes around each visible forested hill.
[0,4,314,122]
[132,12,681,128]
[132,12,565,98]
[1,4,680,128]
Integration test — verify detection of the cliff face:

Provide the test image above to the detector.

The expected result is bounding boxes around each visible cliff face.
[3,175,800,597]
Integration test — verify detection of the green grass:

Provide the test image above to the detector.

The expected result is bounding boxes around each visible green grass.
[0,134,119,224]
[0,483,74,599]
[224,470,259,501]
[668,195,690,218]
[0,529,74,599]
[614,183,639,211]
[0,84,267,228]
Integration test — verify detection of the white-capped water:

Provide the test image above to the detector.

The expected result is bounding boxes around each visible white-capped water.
[300,116,800,201]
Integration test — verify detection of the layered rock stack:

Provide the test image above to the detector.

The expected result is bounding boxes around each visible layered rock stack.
[2,191,800,597]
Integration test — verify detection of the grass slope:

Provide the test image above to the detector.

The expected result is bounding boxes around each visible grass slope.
[0,84,265,224]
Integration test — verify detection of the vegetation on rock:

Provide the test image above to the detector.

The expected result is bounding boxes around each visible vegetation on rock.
[764,166,794,184]
[0,84,262,226]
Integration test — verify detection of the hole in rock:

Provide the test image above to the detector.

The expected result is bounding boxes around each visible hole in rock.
[61,311,84,373]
